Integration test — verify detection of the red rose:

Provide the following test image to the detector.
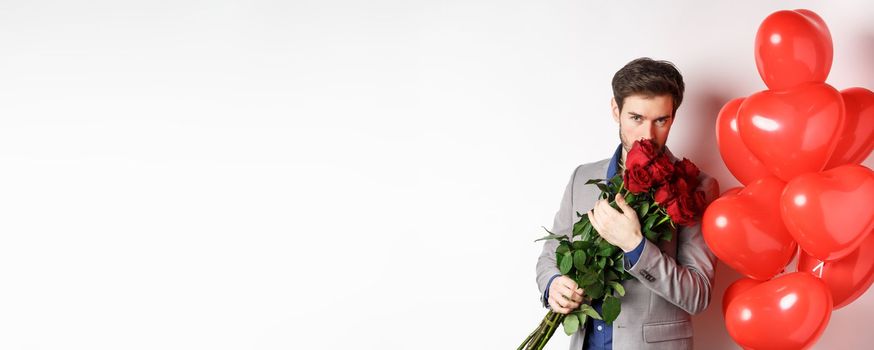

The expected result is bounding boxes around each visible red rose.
[674,158,700,188]
[666,193,697,226]
[625,139,659,169]
[692,190,707,214]
[665,199,683,224]
[649,155,675,185]
[654,181,676,204]
[672,177,689,196]
[624,164,653,193]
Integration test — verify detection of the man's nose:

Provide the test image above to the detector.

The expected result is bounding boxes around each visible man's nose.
[641,122,656,140]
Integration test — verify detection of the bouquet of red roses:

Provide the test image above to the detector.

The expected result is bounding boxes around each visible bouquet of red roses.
[518,140,708,350]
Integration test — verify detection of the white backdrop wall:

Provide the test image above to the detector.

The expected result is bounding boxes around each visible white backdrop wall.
[0,1,872,349]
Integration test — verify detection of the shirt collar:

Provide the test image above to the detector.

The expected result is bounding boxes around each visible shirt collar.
[606,144,623,179]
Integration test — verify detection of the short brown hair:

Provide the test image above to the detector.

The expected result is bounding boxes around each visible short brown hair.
[612,57,685,116]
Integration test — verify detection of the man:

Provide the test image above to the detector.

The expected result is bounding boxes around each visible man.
[535,58,720,350]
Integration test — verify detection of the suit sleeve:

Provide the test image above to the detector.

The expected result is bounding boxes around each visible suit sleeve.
[622,176,720,315]
[536,165,580,307]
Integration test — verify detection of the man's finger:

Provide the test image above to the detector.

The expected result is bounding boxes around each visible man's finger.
[559,277,578,291]
[558,282,583,301]
[569,292,582,303]
[592,204,607,226]
[588,210,600,231]
[552,293,578,313]
[566,300,581,310]
[558,284,576,300]
[557,295,570,308]
[616,195,635,218]
[550,298,570,314]
[598,198,620,219]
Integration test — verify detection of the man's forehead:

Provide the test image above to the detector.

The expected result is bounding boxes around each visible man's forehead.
[622,94,674,118]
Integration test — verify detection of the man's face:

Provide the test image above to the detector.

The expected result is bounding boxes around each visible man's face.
[611,94,675,155]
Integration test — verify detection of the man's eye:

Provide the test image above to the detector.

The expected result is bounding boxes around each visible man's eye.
[631,116,642,121]
[656,119,667,126]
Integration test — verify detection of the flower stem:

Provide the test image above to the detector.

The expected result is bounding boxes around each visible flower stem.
[517,320,541,350]
[518,311,567,350]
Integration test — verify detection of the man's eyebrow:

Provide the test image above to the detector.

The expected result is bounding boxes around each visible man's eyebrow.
[628,112,671,120]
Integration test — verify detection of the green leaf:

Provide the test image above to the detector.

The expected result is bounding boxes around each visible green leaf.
[585,178,604,185]
[573,250,588,271]
[534,233,565,242]
[595,183,609,193]
[576,312,589,328]
[610,174,623,187]
[597,257,606,269]
[644,229,658,242]
[612,256,624,269]
[638,201,650,218]
[644,215,658,232]
[596,239,612,250]
[563,312,580,335]
[587,281,605,299]
[579,270,598,286]
[559,251,573,274]
[573,216,590,236]
[573,221,585,235]
[602,296,622,325]
[572,240,592,250]
[556,241,570,255]
[578,304,603,320]
[608,281,626,297]
[596,247,613,257]
[661,228,674,242]
[581,223,594,241]
[660,233,672,242]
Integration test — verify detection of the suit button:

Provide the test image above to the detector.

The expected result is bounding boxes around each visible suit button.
[597,325,603,331]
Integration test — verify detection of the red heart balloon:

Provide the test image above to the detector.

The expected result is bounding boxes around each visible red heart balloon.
[716,97,773,185]
[722,278,763,317]
[781,164,874,260]
[825,87,874,169]
[737,83,845,181]
[755,9,833,90]
[702,177,797,280]
[797,232,874,309]
[725,272,832,350]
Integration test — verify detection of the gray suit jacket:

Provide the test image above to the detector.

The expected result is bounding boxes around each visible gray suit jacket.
[536,155,719,350]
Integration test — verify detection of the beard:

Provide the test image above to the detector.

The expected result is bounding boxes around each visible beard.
[619,126,633,153]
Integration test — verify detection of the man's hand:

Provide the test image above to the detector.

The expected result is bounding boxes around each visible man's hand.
[548,275,584,314]
[587,194,643,252]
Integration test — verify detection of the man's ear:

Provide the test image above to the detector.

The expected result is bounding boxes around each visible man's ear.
[611,97,620,123]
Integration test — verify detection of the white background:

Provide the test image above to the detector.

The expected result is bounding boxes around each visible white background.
[0,1,872,349]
